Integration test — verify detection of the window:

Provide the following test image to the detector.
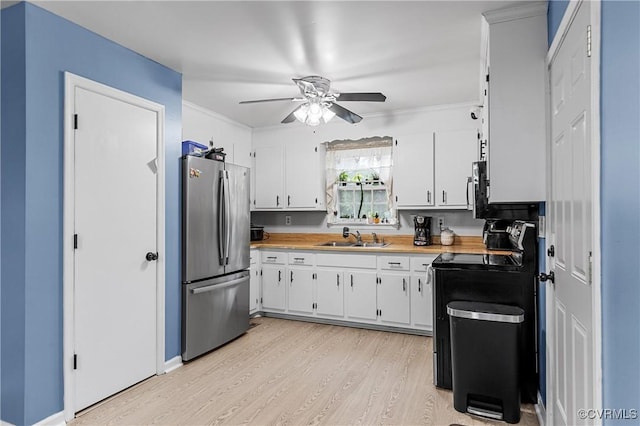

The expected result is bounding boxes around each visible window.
[324,136,396,226]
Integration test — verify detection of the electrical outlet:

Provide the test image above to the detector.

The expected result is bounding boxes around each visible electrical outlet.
[437,216,445,230]
[285,215,292,226]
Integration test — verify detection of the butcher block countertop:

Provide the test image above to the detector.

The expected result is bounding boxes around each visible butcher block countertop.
[251,233,510,255]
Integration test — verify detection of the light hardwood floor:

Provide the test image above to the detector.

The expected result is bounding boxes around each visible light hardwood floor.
[73,317,539,425]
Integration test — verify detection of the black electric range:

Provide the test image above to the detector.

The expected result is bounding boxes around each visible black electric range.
[431,221,538,403]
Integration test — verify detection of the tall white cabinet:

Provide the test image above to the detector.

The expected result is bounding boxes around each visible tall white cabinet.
[482,3,547,202]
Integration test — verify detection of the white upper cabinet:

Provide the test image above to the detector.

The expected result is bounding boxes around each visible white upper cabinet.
[253,143,284,209]
[182,102,252,168]
[284,143,323,209]
[252,140,324,211]
[483,4,547,202]
[393,133,435,209]
[434,129,477,208]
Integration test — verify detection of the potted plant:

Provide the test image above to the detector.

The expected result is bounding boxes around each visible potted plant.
[371,171,381,185]
[353,172,363,185]
[338,171,349,186]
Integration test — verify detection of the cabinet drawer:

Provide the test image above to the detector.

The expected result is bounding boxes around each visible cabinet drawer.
[378,256,410,271]
[316,253,377,269]
[410,256,437,272]
[261,251,286,264]
[288,252,314,266]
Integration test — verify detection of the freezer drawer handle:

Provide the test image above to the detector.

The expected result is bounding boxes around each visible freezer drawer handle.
[145,252,158,261]
[190,276,247,294]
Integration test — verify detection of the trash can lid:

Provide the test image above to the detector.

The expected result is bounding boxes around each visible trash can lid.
[447,301,524,323]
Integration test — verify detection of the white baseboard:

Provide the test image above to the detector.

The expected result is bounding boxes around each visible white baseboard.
[535,392,546,426]
[33,411,65,426]
[164,355,183,374]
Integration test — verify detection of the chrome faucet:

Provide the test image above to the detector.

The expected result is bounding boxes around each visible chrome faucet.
[371,232,379,243]
[343,227,363,244]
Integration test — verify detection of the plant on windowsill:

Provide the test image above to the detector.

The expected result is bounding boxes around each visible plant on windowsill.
[338,171,349,186]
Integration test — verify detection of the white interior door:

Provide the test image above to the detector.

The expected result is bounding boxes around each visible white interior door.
[548,3,594,424]
[73,87,158,411]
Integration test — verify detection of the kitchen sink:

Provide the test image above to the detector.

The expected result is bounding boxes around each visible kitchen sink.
[354,242,391,248]
[316,241,356,247]
[316,241,391,248]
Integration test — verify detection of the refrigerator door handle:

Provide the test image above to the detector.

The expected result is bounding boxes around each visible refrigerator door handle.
[224,170,231,265]
[190,276,247,294]
[217,170,225,265]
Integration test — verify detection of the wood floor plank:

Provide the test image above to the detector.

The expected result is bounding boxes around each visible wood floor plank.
[72,317,539,425]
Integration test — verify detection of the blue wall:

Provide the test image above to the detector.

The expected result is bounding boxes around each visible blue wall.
[0,3,182,424]
[600,1,640,424]
[548,1,640,422]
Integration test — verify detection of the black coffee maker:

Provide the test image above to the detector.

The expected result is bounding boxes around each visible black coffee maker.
[414,215,432,246]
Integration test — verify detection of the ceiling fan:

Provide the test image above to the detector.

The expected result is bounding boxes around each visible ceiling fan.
[239,76,386,126]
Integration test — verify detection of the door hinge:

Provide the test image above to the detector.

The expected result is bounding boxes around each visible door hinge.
[73,114,78,130]
[73,354,77,370]
[587,25,592,58]
[73,234,78,249]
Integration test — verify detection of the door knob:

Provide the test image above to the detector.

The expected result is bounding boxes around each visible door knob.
[539,271,555,283]
[146,252,158,261]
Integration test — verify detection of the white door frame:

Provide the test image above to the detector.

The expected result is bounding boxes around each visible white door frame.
[62,72,166,421]
[545,1,602,424]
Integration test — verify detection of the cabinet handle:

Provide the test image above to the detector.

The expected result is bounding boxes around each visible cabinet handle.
[288,195,291,206]
[293,257,304,263]
[278,270,282,282]
[267,256,277,261]
[402,278,406,292]
[418,278,422,292]
[276,195,280,206]
[290,270,293,284]
[350,275,353,288]
[337,274,340,287]
[427,190,431,204]
[442,190,446,204]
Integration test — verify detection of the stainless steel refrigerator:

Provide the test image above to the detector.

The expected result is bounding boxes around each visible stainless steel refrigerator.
[181,155,250,361]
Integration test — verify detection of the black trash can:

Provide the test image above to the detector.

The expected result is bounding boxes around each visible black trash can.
[447,301,524,424]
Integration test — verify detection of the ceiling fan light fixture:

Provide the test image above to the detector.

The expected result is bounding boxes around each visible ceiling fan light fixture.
[322,105,336,123]
[294,103,309,122]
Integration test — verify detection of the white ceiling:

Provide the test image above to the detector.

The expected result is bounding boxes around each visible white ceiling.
[31,0,536,128]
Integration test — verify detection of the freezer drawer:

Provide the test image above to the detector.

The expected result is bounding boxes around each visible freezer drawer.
[182,270,249,361]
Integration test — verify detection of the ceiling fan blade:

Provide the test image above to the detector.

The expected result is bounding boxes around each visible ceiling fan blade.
[336,92,386,102]
[329,103,363,124]
[239,97,304,104]
[282,105,303,124]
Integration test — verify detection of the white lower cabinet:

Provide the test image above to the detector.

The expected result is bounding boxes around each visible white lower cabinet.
[287,266,314,315]
[345,271,378,321]
[261,265,286,311]
[410,256,436,331]
[249,249,260,314]
[315,269,344,318]
[257,249,434,333]
[378,272,411,326]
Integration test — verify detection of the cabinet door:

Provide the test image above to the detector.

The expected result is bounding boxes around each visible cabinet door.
[393,133,435,208]
[287,267,314,315]
[345,271,377,321]
[254,144,284,209]
[285,144,321,209]
[316,269,344,318]
[434,129,477,207]
[249,265,260,313]
[261,265,286,311]
[378,273,411,325]
[411,274,432,330]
